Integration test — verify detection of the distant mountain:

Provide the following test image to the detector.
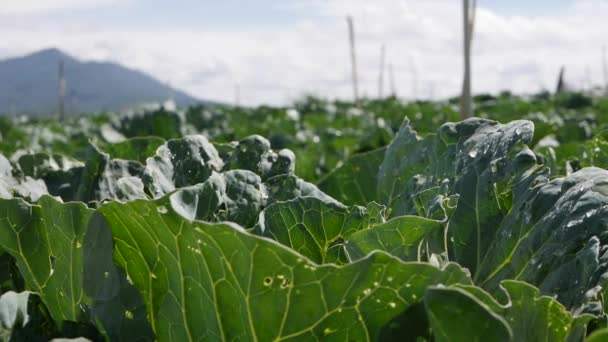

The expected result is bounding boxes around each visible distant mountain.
[0,48,202,116]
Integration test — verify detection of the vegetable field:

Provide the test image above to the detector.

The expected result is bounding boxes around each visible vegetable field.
[3,93,608,341]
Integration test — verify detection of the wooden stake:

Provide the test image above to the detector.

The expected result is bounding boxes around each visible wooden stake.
[347,16,360,105]
[460,0,476,119]
[556,66,566,94]
[58,60,65,120]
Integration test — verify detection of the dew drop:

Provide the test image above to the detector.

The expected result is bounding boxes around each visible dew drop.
[585,209,598,218]
[387,276,393,282]
[468,149,478,158]
[104,271,110,279]
[388,302,397,308]
[515,127,522,136]
[323,327,335,336]
[405,283,411,288]
[363,288,372,296]
[157,206,168,214]
[125,310,134,320]
[263,276,273,287]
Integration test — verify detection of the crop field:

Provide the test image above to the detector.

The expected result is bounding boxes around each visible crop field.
[3,92,608,341]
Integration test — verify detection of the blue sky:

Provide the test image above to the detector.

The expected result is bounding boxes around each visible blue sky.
[1,0,606,105]
[484,0,574,14]
[12,0,578,29]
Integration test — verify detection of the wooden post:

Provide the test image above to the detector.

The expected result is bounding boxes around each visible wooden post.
[378,44,386,99]
[556,66,566,94]
[58,60,65,120]
[460,0,476,119]
[347,16,360,105]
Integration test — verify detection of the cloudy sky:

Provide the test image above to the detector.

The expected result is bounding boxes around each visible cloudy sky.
[1,0,607,105]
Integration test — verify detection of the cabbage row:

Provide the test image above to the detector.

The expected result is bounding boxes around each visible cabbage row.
[2,102,608,340]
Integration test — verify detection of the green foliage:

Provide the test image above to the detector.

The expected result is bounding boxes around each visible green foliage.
[318,147,386,205]
[345,215,446,263]
[3,94,608,340]
[255,197,382,264]
[98,195,472,341]
[102,136,165,164]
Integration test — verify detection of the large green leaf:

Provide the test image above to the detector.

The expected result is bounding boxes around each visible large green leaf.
[222,135,296,180]
[345,215,446,263]
[255,197,382,264]
[377,118,536,276]
[18,153,86,203]
[318,147,386,206]
[447,120,535,276]
[16,153,83,180]
[587,328,608,342]
[0,196,153,340]
[425,280,593,342]
[264,174,337,204]
[31,144,147,203]
[476,167,608,312]
[425,287,512,342]
[168,170,264,227]
[376,118,440,217]
[84,145,150,203]
[0,196,92,322]
[143,135,224,198]
[98,196,472,341]
[169,171,337,228]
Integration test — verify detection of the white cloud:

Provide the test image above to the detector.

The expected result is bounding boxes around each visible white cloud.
[1,0,607,105]
[0,0,122,14]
